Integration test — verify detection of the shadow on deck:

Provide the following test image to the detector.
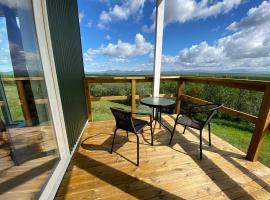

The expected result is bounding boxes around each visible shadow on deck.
[55,115,270,200]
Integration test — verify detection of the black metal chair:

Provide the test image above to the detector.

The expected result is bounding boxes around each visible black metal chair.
[169,103,223,159]
[0,118,6,133]
[110,107,153,166]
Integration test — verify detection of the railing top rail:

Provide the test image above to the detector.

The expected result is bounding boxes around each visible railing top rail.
[1,77,44,81]
[85,76,181,83]
[181,76,270,91]
[85,75,181,79]
[85,75,270,91]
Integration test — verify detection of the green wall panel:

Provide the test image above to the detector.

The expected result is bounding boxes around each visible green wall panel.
[46,0,87,150]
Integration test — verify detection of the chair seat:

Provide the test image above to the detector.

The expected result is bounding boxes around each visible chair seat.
[132,118,149,133]
[176,115,204,130]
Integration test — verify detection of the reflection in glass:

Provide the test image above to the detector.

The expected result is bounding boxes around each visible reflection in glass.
[0,1,60,199]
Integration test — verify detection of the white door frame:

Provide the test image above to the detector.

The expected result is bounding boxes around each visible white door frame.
[32,1,71,199]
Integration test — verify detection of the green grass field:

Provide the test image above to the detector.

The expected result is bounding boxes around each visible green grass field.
[2,83,23,121]
[2,84,270,167]
[92,100,270,167]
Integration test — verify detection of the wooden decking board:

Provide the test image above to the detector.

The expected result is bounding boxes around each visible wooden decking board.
[0,125,59,200]
[56,116,270,199]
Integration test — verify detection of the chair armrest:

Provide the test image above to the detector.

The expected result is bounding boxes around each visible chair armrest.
[189,104,223,113]
[177,110,208,120]
[189,103,216,111]
[132,112,152,116]
[132,112,152,122]
[175,110,190,121]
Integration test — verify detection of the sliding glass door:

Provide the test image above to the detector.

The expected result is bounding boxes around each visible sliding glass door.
[0,1,68,199]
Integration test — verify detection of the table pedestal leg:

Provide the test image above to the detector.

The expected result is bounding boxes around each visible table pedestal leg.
[152,107,162,134]
[159,107,161,129]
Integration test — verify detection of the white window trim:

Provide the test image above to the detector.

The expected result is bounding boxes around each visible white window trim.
[32,1,71,199]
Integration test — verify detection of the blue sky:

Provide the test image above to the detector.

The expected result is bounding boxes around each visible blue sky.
[0,0,269,74]
[78,0,270,74]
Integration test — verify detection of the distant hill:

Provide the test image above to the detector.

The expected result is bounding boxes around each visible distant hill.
[85,69,270,77]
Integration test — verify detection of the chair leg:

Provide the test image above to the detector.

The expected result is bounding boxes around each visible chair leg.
[110,128,118,154]
[200,130,202,160]
[208,123,211,146]
[136,134,139,166]
[169,121,177,145]
[183,125,187,134]
[150,122,153,146]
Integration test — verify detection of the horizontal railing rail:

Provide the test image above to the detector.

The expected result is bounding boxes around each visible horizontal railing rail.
[181,94,258,124]
[84,75,270,162]
[0,77,48,124]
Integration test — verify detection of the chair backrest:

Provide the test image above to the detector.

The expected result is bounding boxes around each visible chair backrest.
[110,107,135,133]
[202,104,223,127]
[0,118,6,132]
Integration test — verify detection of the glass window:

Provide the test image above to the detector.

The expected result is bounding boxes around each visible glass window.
[0,1,60,199]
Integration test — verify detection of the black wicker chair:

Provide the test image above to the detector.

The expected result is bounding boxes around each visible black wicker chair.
[0,118,6,133]
[110,107,153,166]
[169,104,223,159]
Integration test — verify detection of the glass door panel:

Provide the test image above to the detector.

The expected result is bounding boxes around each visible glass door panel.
[0,1,61,199]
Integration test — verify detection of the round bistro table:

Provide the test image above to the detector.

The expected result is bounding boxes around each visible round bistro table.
[140,97,175,135]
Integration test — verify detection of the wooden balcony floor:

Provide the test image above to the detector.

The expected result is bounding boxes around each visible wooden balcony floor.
[55,115,270,200]
[0,126,58,199]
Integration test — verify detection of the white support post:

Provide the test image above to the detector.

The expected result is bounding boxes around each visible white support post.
[153,0,165,97]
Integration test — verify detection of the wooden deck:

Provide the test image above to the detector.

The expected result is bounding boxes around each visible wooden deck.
[55,115,270,200]
[0,125,59,199]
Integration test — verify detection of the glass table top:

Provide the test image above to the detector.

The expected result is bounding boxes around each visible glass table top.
[140,97,175,107]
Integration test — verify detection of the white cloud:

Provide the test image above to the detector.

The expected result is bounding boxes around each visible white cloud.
[83,33,153,65]
[99,0,111,6]
[98,0,146,29]
[0,22,10,66]
[162,1,270,72]
[227,0,270,31]
[0,0,31,10]
[143,0,242,32]
[98,33,153,58]
[142,23,155,33]
[83,48,97,64]
[79,11,85,23]
[0,47,11,65]
[0,28,4,44]
[110,58,127,63]
[165,0,242,24]
[105,34,111,40]
[86,20,92,28]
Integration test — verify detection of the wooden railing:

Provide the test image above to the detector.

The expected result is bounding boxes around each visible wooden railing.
[84,76,270,162]
[0,77,48,125]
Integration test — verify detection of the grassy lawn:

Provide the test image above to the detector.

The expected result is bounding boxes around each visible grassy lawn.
[211,119,253,153]
[92,100,152,121]
[2,85,269,168]
[211,119,270,167]
[92,100,270,167]
[2,83,23,121]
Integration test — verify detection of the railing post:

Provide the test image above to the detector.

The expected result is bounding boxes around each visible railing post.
[16,80,32,126]
[84,78,93,122]
[246,86,270,161]
[153,0,164,97]
[131,79,136,113]
[175,79,184,114]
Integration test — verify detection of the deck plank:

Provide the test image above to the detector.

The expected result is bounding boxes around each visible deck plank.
[55,115,270,200]
[0,125,59,199]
